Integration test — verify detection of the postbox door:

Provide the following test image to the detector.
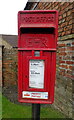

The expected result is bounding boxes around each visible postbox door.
[18,50,56,103]
[22,51,51,92]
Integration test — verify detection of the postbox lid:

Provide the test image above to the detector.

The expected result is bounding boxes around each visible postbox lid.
[18,10,58,29]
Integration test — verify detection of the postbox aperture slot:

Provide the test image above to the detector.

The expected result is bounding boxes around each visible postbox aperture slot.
[20,28,55,34]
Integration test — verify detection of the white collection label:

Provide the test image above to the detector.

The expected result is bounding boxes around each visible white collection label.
[22,91,48,99]
[29,60,44,89]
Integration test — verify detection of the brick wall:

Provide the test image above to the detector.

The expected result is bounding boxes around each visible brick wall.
[2,48,18,86]
[0,46,2,87]
[0,35,2,87]
[32,1,74,118]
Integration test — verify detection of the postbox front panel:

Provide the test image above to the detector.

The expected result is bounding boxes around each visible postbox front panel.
[18,51,56,104]
[18,10,58,104]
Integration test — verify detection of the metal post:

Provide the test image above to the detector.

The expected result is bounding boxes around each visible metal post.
[32,103,40,120]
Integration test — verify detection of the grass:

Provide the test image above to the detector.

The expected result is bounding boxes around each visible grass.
[2,94,65,119]
[0,92,2,119]
[2,95,31,118]
[41,107,64,118]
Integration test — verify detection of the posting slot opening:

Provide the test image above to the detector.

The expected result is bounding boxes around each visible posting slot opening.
[20,27,55,34]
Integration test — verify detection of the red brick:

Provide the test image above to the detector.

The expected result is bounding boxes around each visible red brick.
[62,32,65,36]
[58,28,63,32]
[67,52,73,56]
[61,4,66,11]
[59,48,65,51]
[65,30,71,35]
[61,23,66,28]
[72,42,74,45]
[54,5,58,10]
[66,61,73,64]
[59,68,64,71]
[67,10,72,16]
[59,61,65,64]
[71,29,74,34]
[66,46,74,51]
[59,56,62,60]
[63,13,66,18]
[58,44,65,47]
[59,15,62,20]
[69,66,74,70]
[64,25,72,31]
[60,65,68,69]
[66,16,72,21]
[58,33,62,37]
[67,4,73,10]
[59,10,64,16]
[59,52,66,56]
[54,2,59,7]
[67,70,72,74]
[69,20,73,25]
[65,74,73,79]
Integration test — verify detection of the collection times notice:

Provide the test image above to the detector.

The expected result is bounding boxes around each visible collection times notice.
[29,60,44,89]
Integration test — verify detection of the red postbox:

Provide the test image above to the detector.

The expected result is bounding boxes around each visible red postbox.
[18,10,58,104]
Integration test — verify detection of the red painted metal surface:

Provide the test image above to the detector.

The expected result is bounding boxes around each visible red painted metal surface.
[18,10,58,104]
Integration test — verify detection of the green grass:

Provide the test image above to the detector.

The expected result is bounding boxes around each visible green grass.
[41,106,64,118]
[2,95,31,118]
[0,92,2,119]
[2,95,65,118]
